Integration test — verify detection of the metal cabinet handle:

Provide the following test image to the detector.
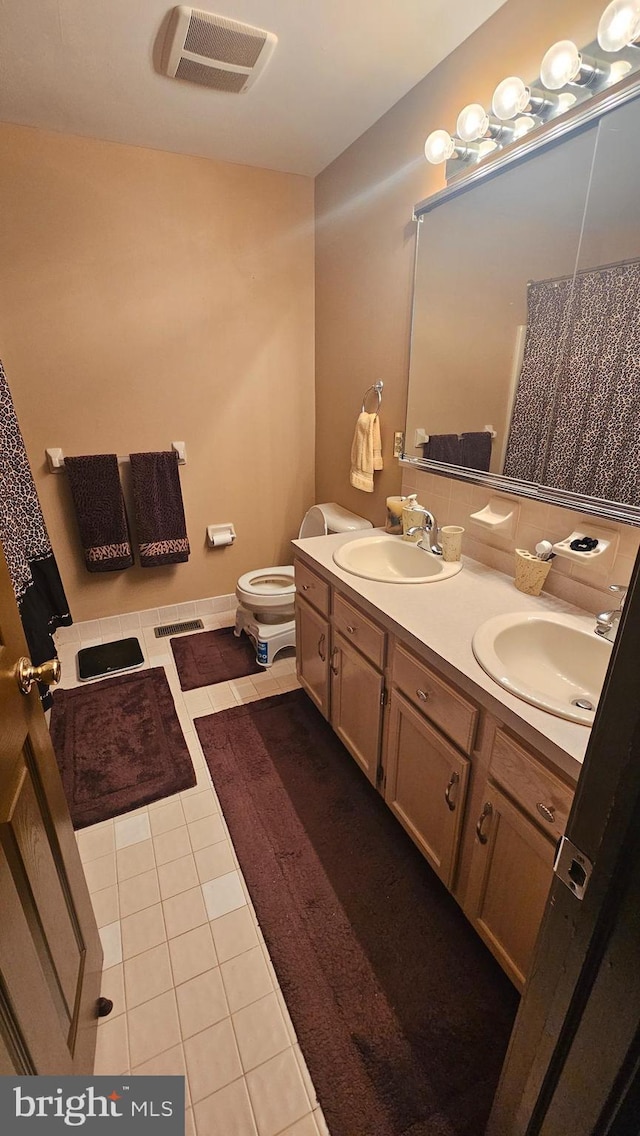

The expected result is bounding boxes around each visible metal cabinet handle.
[416,688,430,702]
[301,583,310,591]
[317,634,326,662]
[476,802,493,845]
[330,646,339,676]
[536,802,556,824]
[444,771,460,812]
[346,624,357,634]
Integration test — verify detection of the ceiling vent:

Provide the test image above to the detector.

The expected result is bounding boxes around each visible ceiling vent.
[161,6,277,94]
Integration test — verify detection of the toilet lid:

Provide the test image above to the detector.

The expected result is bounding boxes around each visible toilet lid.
[237,566,295,596]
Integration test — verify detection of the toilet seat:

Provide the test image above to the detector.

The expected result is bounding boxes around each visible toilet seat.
[234,504,372,666]
[236,565,295,611]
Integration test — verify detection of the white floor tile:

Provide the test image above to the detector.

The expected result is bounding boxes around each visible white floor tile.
[93,1012,129,1075]
[99,921,123,969]
[202,871,246,920]
[183,687,213,715]
[70,617,324,1135]
[114,812,152,850]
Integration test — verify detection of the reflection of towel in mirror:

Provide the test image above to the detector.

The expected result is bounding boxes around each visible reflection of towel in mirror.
[460,431,492,472]
[420,434,461,464]
[350,412,383,492]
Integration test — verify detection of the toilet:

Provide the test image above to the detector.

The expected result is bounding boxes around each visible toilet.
[234,503,372,666]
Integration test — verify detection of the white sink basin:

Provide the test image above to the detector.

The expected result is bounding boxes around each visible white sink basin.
[332,534,463,584]
[472,611,612,725]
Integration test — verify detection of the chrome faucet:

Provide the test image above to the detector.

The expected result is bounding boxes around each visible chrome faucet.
[594,584,628,642]
[406,507,443,556]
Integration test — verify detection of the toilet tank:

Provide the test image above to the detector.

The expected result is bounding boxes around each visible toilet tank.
[298,503,373,539]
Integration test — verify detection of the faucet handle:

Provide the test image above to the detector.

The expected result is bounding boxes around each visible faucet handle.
[609,584,628,609]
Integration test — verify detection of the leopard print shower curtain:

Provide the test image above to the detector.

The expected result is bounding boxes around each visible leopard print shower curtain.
[0,359,72,706]
[504,261,640,506]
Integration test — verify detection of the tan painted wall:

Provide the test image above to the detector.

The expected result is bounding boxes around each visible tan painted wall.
[315,0,609,527]
[0,124,315,621]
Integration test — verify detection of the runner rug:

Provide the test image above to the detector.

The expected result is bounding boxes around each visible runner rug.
[195,689,519,1136]
[50,667,196,828]
[171,626,262,690]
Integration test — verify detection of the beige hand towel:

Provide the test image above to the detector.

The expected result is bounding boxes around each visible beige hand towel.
[350,412,383,492]
[373,415,383,471]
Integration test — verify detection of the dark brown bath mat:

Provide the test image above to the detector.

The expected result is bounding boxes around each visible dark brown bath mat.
[50,667,196,828]
[170,626,262,690]
[195,689,519,1136]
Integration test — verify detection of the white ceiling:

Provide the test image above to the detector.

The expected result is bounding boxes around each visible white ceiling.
[0,0,506,176]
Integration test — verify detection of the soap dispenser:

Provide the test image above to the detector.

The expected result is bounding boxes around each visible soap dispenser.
[402,494,424,543]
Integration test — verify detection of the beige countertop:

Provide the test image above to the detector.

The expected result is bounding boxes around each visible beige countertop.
[293,529,604,783]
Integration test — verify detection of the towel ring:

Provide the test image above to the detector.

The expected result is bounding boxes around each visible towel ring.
[361,380,384,415]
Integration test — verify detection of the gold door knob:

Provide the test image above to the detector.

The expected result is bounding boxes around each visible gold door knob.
[16,657,61,695]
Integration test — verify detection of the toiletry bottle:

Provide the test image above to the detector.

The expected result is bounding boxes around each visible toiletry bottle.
[402,494,424,543]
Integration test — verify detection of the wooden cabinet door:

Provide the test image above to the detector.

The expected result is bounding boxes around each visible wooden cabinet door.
[465,781,556,991]
[330,631,384,787]
[0,547,102,1073]
[295,597,330,717]
[384,691,469,889]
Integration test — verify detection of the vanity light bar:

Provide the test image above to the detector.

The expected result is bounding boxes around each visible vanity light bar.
[424,0,637,170]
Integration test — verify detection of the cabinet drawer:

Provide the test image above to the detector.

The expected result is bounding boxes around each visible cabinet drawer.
[332,593,386,670]
[391,642,478,755]
[489,728,574,841]
[294,560,330,616]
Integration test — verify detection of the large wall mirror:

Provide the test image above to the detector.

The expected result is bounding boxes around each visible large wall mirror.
[404,76,640,525]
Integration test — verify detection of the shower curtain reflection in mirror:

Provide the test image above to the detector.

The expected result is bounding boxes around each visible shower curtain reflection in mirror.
[503,260,640,506]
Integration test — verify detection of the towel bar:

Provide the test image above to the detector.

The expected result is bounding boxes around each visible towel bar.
[415,424,497,444]
[361,380,384,414]
[46,442,187,472]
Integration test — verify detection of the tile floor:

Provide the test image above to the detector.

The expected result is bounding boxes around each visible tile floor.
[56,610,329,1136]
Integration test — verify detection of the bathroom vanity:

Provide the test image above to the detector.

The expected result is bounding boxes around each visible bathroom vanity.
[293,530,592,991]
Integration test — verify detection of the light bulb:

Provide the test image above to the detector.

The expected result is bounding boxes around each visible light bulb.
[424,130,455,165]
[513,115,537,138]
[540,40,582,89]
[598,0,640,51]
[456,103,489,142]
[492,76,531,120]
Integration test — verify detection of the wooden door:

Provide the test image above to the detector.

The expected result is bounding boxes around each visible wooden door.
[465,780,555,992]
[330,631,384,787]
[295,597,330,717]
[487,548,640,1135]
[384,691,469,889]
[0,546,102,1073]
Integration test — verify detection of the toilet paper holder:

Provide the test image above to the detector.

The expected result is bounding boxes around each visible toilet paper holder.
[207,523,236,548]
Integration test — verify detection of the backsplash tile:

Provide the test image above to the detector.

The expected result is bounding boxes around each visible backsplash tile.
[401,469,640,615]
[56,594,237,648]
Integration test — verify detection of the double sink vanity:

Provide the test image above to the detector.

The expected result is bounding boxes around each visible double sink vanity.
[293,529,611,992]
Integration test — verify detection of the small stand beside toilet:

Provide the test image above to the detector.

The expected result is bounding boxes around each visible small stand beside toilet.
[234,503,372,666]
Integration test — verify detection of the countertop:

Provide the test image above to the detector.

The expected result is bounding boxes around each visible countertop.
[292,529,604,783]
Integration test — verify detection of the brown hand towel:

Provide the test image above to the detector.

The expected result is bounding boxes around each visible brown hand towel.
[129,451,190,567]
[65,455,133,572]
[420,434,462,464]
[460,431,492,472]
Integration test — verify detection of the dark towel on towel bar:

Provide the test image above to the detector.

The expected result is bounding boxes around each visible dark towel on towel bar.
[461,431,492,472]
[420,434,462,464]
[65,454,133,572]
[129,451,190,567]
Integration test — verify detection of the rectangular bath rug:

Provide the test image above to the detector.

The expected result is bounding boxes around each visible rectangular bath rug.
[195,689,518,1136]
[170,626,262,690]
[50,667,196,828]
